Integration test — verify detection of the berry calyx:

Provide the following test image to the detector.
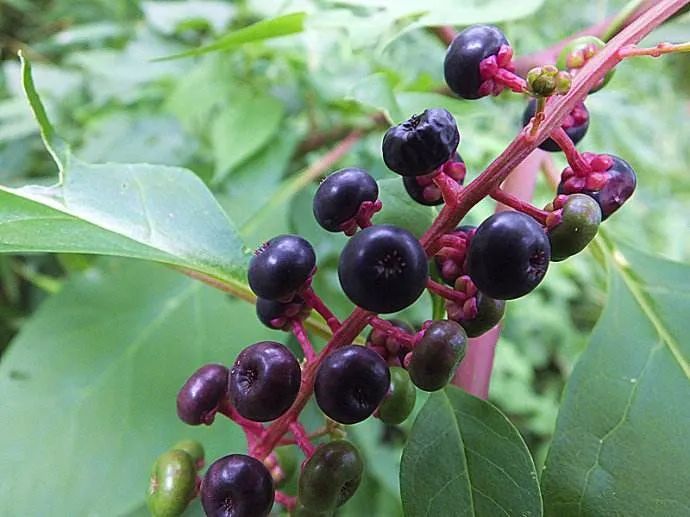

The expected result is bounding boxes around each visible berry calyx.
[172,439,205,470]
[446,285,506,338]
[558,154,636,220]
[201,454,274,517]
[434,225,475,285]
[176,364,229,426]
[298,440,364,513]
[314,345,391,424]
[468,211,551,300]
[313,168,379,233]
[147,449,197,517]
[338,224,428,313]
[522,99,589,152]
[444,24,510,99]
[378,366,417,425]
[408,320,467,392]
[248,234,316,301]
[229,341,301,422]
[403,155,466,206]
[382,108,460,177]
[255,296,308,331]
[366,318,415,366]
[548,194,602,261]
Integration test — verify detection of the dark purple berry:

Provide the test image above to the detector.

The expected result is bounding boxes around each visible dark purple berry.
[558,155,636,220]
[313,168,378,232]
[314,345,390,425]
[522,99,589,152]
[255,296,307,330]
[176,364,229,426]
[403,154,465,206]
[548,194,601,261]
[338,224,428,313]
[201,454,274,517]
[408,320,467,391]
[229,341,301,422]
[298,440,363,513]
[468,211,551,300]
[382,108,460,177]
[248,234,316,301]
[444,25,509,99]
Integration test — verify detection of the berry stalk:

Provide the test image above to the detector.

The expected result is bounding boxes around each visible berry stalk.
[291,320,317,362]
[489,188,550,224]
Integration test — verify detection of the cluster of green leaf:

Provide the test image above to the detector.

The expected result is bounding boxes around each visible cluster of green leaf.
[0,0,688,515]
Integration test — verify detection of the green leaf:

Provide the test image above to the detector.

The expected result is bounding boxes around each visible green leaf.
[373,178,434,238]
[155,12,306,61]
[348,73,401,123]
[0,55,248,290]
[400,386,543,517]
[0,260,274,515]
[211,87,284,183]
[541,239,690,516]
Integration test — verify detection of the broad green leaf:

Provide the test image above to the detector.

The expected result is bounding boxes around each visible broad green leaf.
[348,73,401,123]
[0,260,272,515]
[401,386,542,517]
[211,87,284,183]
[155,12,306,61]
[0,55,248,291]
[373,178,434,238]
[142,1,234,35]
[541,240,690,516]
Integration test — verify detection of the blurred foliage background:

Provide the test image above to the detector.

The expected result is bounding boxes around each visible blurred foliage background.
[0,0,688,514]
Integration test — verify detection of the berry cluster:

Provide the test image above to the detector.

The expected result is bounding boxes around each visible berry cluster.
[158,23,640,517]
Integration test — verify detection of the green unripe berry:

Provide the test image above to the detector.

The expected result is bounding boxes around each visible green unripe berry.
[378,367,417,425]
[298,440,363,513]
[457,292,506,338]
[147,449,196,517]
[548,194,602,261]
[557,36,614,93]
[171,439,204,470]
[408,320,467,392]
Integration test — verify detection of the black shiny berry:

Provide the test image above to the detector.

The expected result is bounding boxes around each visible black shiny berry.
[313,168,378,232]
[403,154,465,206]
[176,364,229,426]
[255,296,306,330]
[338,224,428,313]
[468,211,551,300]
[201,454,274,517]
[229,341,301,422]
[298,440,363,513]
[522,99,589,152]
[408,320,467,391]
[444,24,509,99]
[382,108,460,177]
[548,194,601,261]
[453,292,506,338]
[591,156,636,220]
[314,345,391,424]
[378,366,416,425]
[248,235,316,301]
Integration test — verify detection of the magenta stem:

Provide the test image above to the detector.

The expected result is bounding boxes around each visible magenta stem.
[368,317,417,347]
[302,287,341,332]
[489,188,549,224]
[432,171,461,208]
[618,41,690,58]
[291,320,317,362]
[289,421,316,457]
[549,127,590,174]
[426,278,465,304]
[219,400,265,437]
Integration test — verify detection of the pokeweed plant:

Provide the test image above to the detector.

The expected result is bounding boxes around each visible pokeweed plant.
[0,1,689,516]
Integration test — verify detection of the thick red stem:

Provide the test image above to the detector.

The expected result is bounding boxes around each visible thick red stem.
[549,127,590,174]
[302,287,340,332]
[426,278,466,304]
[289,421,316,457]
